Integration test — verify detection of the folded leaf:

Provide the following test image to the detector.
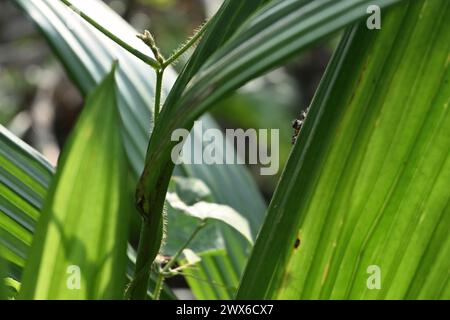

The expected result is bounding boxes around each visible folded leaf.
[19,65,131,299]
[164,177,253,256]
[167,196,252,243]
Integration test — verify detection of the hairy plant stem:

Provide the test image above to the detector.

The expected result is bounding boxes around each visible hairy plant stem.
[128,65,166,299]
[153,222,206,300]
[129,223,161,298]
[154,69,164,120]
[162,20,209,68]
[59,0,160,69]
[58,0,210,299]
[129,20,207,300]
[60,8,207,294]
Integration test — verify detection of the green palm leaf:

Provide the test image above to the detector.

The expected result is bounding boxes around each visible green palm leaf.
[237,0,450,299]
[0,125,53,277]
[19,66,130,299]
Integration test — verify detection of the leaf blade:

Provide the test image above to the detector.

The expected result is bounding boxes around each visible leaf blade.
[19,66,130,299]
[237,0,450,299]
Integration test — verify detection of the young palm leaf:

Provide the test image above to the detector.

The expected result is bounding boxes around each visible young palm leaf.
[19,65,131,299]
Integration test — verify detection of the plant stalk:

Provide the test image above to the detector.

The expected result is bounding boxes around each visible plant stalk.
[129,66,167,299]
[59,0,160,69]
[154,69,164,121]
[153,222,206,300]
[129,17,209,300]
[163,20,209,68]
[128,220,161,299]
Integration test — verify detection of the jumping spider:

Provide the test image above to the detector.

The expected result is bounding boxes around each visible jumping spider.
[292,108,309,144]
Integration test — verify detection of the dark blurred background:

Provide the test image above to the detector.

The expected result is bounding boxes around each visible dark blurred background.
[0,0,334,200]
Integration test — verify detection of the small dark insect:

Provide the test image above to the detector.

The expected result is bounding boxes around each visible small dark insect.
[292,108,309,144]
[294,238,301,249]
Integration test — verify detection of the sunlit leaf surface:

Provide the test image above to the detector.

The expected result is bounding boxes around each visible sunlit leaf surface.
[238,0,450,299]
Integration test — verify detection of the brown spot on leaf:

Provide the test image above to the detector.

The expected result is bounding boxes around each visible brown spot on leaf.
[294,238,301,249]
